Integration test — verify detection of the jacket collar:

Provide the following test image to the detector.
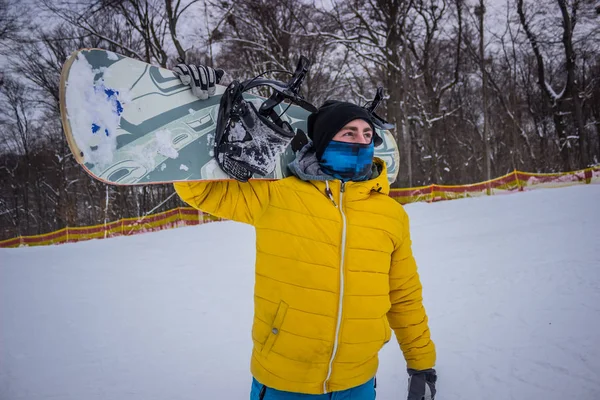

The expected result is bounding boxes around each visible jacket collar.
[288,144,390,197]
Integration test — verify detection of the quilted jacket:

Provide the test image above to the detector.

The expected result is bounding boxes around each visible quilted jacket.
[173,152,435,394]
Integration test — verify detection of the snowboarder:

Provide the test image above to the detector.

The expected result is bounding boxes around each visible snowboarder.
[173,64,437,400]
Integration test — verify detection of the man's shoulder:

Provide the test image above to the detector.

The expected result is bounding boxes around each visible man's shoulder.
[272,175,317,192]
[371,189,406,211]
[277,175,306,185]
[366,192,410,229]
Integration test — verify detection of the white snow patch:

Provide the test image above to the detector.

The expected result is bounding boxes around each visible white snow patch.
[201,159,229,179]
[228,120,248,141]
[106,51,119,61]
[545,81,565,101]
[155,130,179,159]
[180,164,189,171]
[64,54,130,167]
[160,163,167,171]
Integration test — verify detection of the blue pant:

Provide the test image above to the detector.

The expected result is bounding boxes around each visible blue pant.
[250,378,376,400]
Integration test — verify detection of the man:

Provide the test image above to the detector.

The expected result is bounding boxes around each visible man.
[173,64,437,400]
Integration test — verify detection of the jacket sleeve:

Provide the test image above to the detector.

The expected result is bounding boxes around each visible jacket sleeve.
[387,209,436,371]
[173,180,272,225]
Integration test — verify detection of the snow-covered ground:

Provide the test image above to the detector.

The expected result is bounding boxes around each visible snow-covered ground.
[1,185,600,400]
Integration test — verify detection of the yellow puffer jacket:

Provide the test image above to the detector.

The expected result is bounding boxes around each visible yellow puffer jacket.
[173,159,435,395]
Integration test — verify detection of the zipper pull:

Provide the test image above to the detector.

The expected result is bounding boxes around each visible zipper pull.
[325,181,337,207]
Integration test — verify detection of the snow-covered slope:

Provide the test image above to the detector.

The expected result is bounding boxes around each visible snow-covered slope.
[1,185,599,400]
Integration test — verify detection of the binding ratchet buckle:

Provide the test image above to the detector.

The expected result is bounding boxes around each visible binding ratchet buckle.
[214,57,317,182]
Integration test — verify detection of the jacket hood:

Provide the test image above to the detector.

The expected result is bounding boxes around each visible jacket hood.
[288,143,390,195]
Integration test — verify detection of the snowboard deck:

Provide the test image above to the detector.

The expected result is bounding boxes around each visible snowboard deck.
[59,49,400,185]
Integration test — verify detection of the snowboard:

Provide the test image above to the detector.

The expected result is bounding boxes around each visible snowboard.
[59,49,400,185]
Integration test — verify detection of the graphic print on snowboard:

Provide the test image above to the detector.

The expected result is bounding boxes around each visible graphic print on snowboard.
[60,49,400,185]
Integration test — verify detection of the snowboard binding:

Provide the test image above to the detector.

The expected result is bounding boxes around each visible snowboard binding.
[214,56,317,182]
[363,87,396,134]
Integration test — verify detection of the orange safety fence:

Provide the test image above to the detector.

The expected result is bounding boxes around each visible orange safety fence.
[389,165,600,203]
[1,165,598,248]
[0,208,223,248]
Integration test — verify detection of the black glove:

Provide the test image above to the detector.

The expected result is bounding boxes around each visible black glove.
[407,368,437,400]
[173,64,225,100]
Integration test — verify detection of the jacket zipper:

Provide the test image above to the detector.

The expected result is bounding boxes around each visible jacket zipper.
[323,181,347,393]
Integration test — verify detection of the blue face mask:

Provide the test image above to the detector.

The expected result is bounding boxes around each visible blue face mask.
[319,140,375,182]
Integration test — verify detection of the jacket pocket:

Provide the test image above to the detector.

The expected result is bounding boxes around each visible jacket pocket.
[382,316,392,345]
[261,301,289,356]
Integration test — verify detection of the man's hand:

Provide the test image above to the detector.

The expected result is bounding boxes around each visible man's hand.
[173,64,225,100]
[407,368,437,400]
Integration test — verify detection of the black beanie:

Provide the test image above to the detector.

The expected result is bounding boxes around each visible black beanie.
[307,100,383,160]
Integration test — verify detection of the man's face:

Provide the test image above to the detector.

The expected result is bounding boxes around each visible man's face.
[331,119,373,144]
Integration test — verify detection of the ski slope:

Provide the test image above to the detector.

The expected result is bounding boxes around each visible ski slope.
[1,185,600,400]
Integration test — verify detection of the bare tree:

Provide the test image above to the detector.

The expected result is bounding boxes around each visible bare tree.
[475,1,491,185]
[517,0,595,169]
[39,0,201,66]
[104,0,170,65]
[0,0,23,43]
[209,0,343,104]
[406,0,464,183]
[0,78,39,234]
[165,0,202,62]
[211,0,304,72]
[321,0,415,185]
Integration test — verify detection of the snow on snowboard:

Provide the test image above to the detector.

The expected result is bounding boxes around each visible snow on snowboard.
[59,48,400,185]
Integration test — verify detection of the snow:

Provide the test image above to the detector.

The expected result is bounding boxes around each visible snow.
[1,185,600,399]
[155,129,179,159]
[65,54,130,168]
[106,51,119,61]
[179,164,189,171]
[545,81,565,101]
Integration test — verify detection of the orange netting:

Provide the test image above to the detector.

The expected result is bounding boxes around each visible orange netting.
[1,208,222,248]
[2,165,598,248]
[389,165,599,203]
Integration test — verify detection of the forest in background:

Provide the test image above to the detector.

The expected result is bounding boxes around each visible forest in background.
[1,0,599,240]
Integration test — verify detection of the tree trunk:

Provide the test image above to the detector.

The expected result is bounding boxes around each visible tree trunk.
[477,1,492,186]
[557,0,588,168]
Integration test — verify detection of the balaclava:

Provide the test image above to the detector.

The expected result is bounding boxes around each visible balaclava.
[307,100,382,181]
